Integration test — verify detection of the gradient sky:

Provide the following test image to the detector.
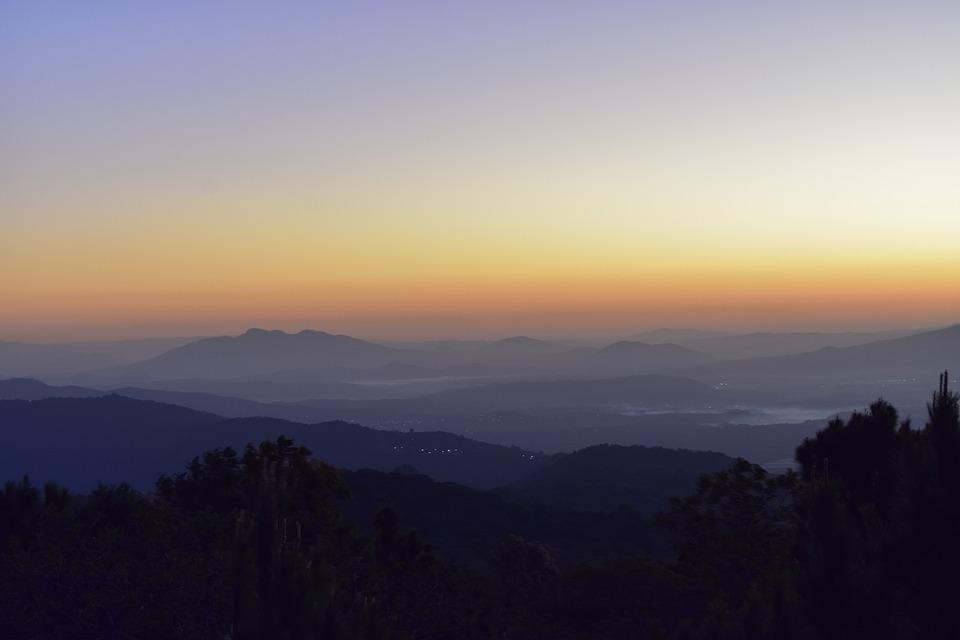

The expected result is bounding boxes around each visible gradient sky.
[3,1,959,341]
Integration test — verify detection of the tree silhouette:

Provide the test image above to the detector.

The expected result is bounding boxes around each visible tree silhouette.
[5,376,960,639]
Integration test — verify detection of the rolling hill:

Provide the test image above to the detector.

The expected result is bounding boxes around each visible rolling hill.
[340,468,667,567]
[0,377,827,463]
[497,444,735,515]
[1,374,722,420]
[60,329,724,395]
[119,328,398,379]
[0,395,551,490]
[0,377,103,400]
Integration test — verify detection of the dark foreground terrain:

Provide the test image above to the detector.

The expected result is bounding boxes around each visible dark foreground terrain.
[2,374,960,639]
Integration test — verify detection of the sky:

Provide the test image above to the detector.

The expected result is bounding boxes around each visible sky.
[3,1,959,341]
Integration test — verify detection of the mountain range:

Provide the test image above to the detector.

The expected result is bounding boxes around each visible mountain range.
[0,336,200,377]
[626,328,920,359]
[0,374,721,417]
[692,324,960,382]
[3,325,956,419]
[0,377,826,463]
[0,395,550,490]
[0,393,734,528]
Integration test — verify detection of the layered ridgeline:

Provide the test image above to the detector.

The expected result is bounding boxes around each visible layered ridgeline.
[628,328,920,359]
[4,378,960,639]
[117,328,398,379]
[691,324,960,382]
[0,392,732,506]
[0,376,826,464]
[0,395,547,490]
[4,327,952,393]
[0,336,200,377]
[0,374,721,417]
[2,328,717,388]
[119,330,714,379]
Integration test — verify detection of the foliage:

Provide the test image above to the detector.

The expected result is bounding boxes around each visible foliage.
[2,374,960,639]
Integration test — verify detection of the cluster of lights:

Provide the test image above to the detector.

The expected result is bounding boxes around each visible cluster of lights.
[391,445,464,455]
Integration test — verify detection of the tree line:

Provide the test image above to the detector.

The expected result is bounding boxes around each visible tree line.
[1,372,958,639]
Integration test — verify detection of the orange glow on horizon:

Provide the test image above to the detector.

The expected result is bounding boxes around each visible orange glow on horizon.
[4,3,959,342]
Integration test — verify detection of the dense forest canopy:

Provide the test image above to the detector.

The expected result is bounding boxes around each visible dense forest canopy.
[1,374,958,639]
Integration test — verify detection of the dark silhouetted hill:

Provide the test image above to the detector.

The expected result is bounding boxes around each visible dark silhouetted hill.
[0,396,222,490]
[497,444,734,515]
[0,378,823,463]
[340,468,666,567]
[0,396,551,490]
[0,377,102,400]
[0,377,334,419]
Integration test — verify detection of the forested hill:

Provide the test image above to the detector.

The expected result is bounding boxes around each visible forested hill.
[339,467,666,567]
[3,379,960,638]
[0,395,550,490]
[497,444,734,515]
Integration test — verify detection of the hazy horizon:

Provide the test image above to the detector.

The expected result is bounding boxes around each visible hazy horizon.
[0,322,941,345]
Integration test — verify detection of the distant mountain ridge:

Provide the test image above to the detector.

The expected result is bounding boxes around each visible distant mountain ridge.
[0,377,819,463]
[0,374,722,421]
[54,329,720,400]
[682,329,921,359]
[7,325,948,408]
[691,324,960,381]
[620,328,921,359]
[125,328,397,379]
[0,337,202,378]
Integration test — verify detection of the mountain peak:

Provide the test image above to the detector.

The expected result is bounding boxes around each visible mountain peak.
[242,328,284,337]
[131,328,395,379]
[241,328,339,339]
